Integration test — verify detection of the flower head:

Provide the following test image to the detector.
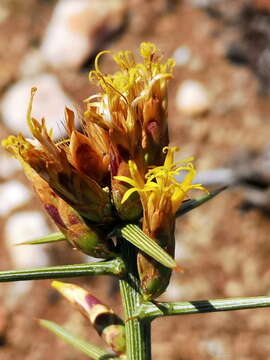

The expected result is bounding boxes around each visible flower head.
[2,88,112,223]
[83,42,175,220]
[115,146,208,233]
[115,146,208,299]
[86,42,175,166]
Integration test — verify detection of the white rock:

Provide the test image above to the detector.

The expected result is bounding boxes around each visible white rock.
[190,0,220,8]
[0,153,21,179]
[41,0,127,69]
[1,74,76,138]
[5,281,33,310]
[172,46,191,66]
[19,49,46,77]
[0,181,32,216]
[0,3,9,23]
[176,80,212,116]
[4,211,51,309]
[4,211,50,268]
[200,339,227,359]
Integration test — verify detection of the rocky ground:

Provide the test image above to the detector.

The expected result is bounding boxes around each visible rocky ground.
[1,0,270,359]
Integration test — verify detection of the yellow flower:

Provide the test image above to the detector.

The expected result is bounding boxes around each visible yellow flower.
[115,147,208,223]
[85,42,175,166]
[116,146,208,299]
[2,88,112,223]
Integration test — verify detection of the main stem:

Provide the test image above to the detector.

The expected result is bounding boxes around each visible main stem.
[119,239,151,360]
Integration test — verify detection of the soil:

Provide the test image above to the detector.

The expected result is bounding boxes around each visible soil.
[1,0,270,359]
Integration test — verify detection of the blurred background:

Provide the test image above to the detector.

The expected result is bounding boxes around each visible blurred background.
[1,0,270,359]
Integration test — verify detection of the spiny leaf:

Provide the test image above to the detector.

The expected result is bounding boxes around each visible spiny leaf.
[137,295,270,319]
[0,258,126,282]
[39,319,117,359]
[16,232,66,246]
[119,224,180,270]
[176,186,227,218]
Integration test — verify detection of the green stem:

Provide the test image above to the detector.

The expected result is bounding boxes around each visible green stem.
[137,296,270,320]
[119,240,151,360]
[0,258,125,282]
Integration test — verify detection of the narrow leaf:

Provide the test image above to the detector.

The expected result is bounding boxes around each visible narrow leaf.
[16,232,66,246]
[119,224,179,270]
[176,186,227,218]
[40,319,116,359]
[137,295,270,319]
[0,258,126,282]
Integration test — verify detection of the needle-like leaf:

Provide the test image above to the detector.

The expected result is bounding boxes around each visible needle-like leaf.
[176,186,227,218]
[137,295,270,319]
[15,232,66,246]
[40,319,117,359]
[119,224,179,270]
[0,258,125,282]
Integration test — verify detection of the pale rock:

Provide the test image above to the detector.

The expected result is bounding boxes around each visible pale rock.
[174,242,193,262]
[163,279,185,301]
[5,281,33,310]
[0,3,9,23]
[19,49,46,77]
[41,0,127,69]
[5,211,50,268]
[0,181,32,216]
[188,56,205,71]
[1,74,76,138]
[4,211,51,309]
[176,80,212,116]
[172,46,191,66]
[0,153,21,179]
[200,339,228,360]
[190,0,220,8]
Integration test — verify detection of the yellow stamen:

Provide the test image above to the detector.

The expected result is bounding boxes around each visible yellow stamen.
[115,147,208,216]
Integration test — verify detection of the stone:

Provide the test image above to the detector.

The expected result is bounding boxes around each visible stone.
[40,0,127,69]
[172,46,191,66]
[200,339,227,359]
[0,3,9,24]
[4,211,50,268]
[175,80,212,116]
[19,49,46,77]
[4,211,51,308]
[0,153,21,180]
[0,181,32,217]
[190,0,221,8]
[1,74,76,138]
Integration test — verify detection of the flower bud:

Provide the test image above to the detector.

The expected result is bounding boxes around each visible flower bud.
[0,148,115,259]
[52,281,126,355]
[137,214,175,300]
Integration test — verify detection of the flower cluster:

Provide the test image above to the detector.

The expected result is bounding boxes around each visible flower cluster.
[2,42,206,299]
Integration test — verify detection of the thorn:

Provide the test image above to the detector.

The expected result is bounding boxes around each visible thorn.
[174,265,185,273]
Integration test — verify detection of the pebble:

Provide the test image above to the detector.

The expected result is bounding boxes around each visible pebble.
[4,211,51,308]
[0,4,9,23]
[175,80,212,116]
[172,46,191,66]
[200,339,228,360]
[1,73,76,138]
[19,49,46,77]
[4,211,50,268]
[40,0,127,69]
[0,153,21,180]
[0,181,32,217]
[190,0,220,8]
